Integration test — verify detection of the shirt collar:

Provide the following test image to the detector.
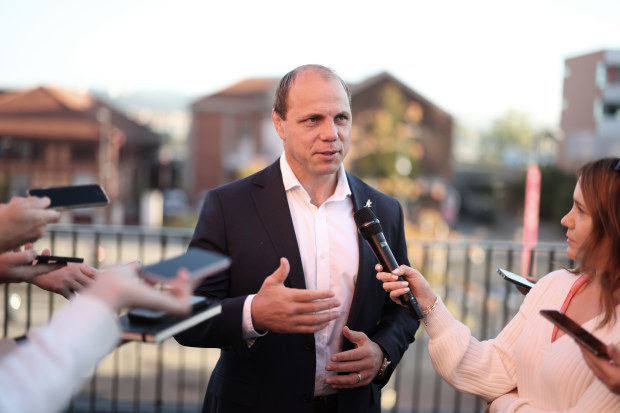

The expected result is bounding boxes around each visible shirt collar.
[279,154,351,202]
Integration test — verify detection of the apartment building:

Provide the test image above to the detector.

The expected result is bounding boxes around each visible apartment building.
[189,72,453,200]
[558,49,620,171]
[0,86,163,224]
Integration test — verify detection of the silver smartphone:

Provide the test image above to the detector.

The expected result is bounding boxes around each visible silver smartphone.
[127,295,209,323]
[139,248,231,283]
[28,184,109,210]
[497,267,536,291]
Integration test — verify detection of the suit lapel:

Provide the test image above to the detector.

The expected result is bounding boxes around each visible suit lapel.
[251,160,306,290]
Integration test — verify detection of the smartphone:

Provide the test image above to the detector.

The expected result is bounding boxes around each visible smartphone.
[497,267,536,291]
[27,184,109,210]
[127,295,209,323]
[540,309,610,359]
[140,248,231,283]
[35,255,84,264]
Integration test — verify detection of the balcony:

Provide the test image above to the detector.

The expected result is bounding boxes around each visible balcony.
[602,84,620,105]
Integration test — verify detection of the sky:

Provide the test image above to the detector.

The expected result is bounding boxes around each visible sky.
[1,0,619,129]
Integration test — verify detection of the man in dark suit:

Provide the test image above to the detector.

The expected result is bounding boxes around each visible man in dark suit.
[175,64,419,413]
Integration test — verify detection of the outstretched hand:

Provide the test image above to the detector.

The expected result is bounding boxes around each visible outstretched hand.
[0,196,61,253]
[32,254,98,299]
[251,257,341,333]
[0,245,65,284]
[83,262,192,314]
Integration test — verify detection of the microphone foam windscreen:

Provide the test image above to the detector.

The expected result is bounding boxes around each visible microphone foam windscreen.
[353,207,382,237]
[353,206,377,228]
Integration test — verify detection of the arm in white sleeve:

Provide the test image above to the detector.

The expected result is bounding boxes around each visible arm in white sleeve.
[424,297,521,401]
[0,294,120,413]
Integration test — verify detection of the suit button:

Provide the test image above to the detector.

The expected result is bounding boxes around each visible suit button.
[305,340,315,351]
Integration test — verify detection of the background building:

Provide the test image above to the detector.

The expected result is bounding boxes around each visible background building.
[0,86,164,224]
[558,49,620,171]
[188,78,281,198]
[189,72,453,206]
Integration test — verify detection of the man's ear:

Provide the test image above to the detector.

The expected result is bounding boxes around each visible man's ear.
[272,110,285,141]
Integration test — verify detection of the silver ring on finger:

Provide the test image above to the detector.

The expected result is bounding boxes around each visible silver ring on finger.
[356,372,362,383]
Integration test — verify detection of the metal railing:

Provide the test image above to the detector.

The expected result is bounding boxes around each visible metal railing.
[1,225,571,413]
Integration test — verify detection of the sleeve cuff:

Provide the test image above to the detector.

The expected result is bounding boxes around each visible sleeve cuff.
[242,295,268,345]
[423,296,459,338]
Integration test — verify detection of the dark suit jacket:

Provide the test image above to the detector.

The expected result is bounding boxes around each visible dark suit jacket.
[175,160,419,413]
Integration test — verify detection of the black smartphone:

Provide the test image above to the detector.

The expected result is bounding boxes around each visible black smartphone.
[35,255,84,264]
[140,248,231,283]
[497,267,536,291]
[540,309,610,359]
[27,184,109,210]
[127,295,209,323]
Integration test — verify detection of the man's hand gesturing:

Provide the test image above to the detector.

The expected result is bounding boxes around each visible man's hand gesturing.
[251,258,340,334]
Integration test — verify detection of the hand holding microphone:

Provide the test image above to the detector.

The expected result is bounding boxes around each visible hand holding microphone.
[353,207,425,320]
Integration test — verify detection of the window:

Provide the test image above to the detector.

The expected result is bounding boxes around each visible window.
[72,143,97,162]
[0,137,42,160]
[603,103,620,120]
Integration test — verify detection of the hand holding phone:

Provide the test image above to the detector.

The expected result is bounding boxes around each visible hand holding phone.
[497,267,536,291]
[540,309,610,359]
[27,184,109,210]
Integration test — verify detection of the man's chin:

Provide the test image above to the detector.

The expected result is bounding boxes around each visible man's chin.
[315,164,341,176]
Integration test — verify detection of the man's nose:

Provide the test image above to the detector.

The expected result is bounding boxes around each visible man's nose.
[320,121,338,140]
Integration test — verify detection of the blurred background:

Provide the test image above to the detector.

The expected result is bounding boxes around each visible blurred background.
[1,0,618,239]
[1,0,619,411]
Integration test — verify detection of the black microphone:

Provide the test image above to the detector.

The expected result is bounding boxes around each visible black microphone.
[353,206,425,319]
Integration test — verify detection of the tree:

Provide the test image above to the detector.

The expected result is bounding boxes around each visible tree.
[347,83,423,196]
[481,109,533,165]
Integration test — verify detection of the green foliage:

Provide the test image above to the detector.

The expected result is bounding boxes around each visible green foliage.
[480,109,533,165]
[492,109,533,148]
[348,83,421,186]
[354,151,396,178]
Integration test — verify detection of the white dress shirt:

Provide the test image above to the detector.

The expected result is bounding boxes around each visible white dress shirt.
[240,155,359,396]
[280,155,359,395]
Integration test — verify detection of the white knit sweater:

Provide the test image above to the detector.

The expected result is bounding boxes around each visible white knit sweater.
[425,269,620,412]
[0,294,120,413]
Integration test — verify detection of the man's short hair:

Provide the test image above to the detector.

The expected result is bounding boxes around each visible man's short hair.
[273,64,351,120]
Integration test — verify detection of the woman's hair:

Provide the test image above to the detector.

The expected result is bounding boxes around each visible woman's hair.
[571,157,620,326]
[273,64,351,120]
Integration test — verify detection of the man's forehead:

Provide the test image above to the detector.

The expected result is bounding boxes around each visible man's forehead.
[287,72,350,111]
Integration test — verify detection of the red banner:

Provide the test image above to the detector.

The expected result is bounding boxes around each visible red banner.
[521,164,541,276]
